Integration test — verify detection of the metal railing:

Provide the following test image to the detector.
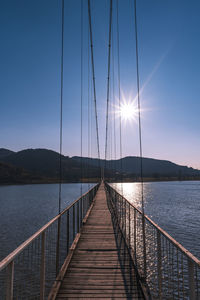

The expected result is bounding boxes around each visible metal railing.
[105,182,200,300]
[0,183,99,300]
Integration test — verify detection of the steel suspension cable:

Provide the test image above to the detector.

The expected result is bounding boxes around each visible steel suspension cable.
[133,0,144,217]
[58,0,65,214]
[116,0,123,183]
[112,27,117,163]
[133,0,147,278]
[88,0,101,179]
[87,18,90,184]
[111,19,117,178]
[105,0,113,180]
[80,0,83,194]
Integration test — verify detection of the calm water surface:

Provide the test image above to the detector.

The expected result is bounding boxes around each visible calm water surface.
[1,181,200,261]
[0,183,94,260]
[112,181,200,259]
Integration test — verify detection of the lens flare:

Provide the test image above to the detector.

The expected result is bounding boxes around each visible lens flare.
[111,91,146,125]
[120,102,138,121]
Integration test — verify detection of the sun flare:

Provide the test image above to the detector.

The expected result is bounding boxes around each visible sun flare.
[120,102,138,121]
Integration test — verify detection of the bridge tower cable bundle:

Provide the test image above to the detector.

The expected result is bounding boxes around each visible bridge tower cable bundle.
[105,0,113,181]
[88,0,101,181]
[133,0,147,279]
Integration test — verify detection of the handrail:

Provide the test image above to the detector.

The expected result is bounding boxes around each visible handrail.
[0,183,98,271]
[109,183,200,266]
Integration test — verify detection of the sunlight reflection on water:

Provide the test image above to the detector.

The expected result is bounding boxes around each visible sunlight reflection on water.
[111,181,200,259]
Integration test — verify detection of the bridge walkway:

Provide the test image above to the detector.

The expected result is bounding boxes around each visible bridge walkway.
[55,183,144,299]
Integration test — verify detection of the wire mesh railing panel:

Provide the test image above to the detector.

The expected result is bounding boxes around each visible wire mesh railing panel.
[144,218,158,296]
[13,236,42,299]
[58,212,68,272]
[135,210,144,277]
[0,183,99,300]
[44,220,57,298]
[105,182,200,300]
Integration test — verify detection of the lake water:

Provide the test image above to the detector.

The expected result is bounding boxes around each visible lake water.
[112,181,200,259]
[0,183,94,260]
[0,181,200,261]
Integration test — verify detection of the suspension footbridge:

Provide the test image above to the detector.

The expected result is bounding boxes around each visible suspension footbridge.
[1,0,200,299]
[50,182,145,299]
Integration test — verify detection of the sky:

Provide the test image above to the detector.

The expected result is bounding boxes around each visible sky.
[1,0,200,169]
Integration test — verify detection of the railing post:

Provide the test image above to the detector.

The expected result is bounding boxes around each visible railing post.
[188,259,195,300]
[129,203,131,248]
[114,190,117,212]
[124,199,127,239]
[157,230,162,299]
[134,208,137,264]
[73,205,75,239]
[82,195,85,217]
[115,192,118,216]
[121,196,123,229]
[77,202,79,233]
[67,210,69,253]
[80,197,83,227]
[91,188,94,205]
[142,214,147,279]
[122,197,124,233]
[40,231,45,300]
[56,217,61,276]
[6,261,14,300]
[87,193,90,210]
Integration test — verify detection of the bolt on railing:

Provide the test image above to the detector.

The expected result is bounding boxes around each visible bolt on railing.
[105,182,200,300]
[0,183,99,300]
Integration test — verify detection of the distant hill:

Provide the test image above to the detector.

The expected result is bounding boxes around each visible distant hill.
[0,162,43,184]
[0,148,15,159]
[1,149,64,177]
[0,148,200,184]
[72,156,200,178]
[0,149,101,184]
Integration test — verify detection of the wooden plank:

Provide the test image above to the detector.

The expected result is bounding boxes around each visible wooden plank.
[56,298,126,300]
[56,295,129,299]
[65,273,133,278]
[63,278,128,285]
[57,292,129,296]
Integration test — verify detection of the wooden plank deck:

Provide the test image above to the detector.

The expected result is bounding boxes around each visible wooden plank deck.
[55,183,144,299]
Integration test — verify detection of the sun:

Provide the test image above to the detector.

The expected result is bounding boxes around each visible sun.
[120,101,138,122]
[111,92,142,124]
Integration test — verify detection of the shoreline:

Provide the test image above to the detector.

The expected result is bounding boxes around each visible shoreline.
[1,177,200,186]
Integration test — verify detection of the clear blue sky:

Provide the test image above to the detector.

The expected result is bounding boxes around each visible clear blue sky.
[1,0,200,168]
